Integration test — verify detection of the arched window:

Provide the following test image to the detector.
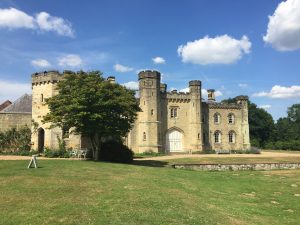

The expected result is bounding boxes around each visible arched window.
[214,131,221,143]
[170,108,178,118]
[151,109,154,116]
[228,131,236,143]
[214,113,220,124]
[143,132,146,141]
[228,113,235,124]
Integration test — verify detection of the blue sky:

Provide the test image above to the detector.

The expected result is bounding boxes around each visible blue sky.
[0,0,299,120]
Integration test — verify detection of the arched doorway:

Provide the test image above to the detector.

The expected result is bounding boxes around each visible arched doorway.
[38,128,45,153]
[166,129,183,152]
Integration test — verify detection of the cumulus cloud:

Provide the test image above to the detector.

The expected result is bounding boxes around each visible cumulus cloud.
[36,12,74,37]
[0,80,31,103]
[177,35,251,65]
[263,0,300,51]
[258,105,272,110]
[152,57,166,64]
[0,8,74,37]
[179,87,223,97]
[114,64,133,73]
[238,83,248,88]
[31,59,51,68]
[0,8,35,29]
[122,81,139,90]
[58,54,83,68]
[253,85,300,99]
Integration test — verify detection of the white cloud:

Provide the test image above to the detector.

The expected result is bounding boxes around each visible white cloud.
[177,35,251,65]
[31,59,51,68]
[263,0,300,51]
[0,80,31,103]
[179,87,223,97]
[0,7,35,29]
[152,57,166,64]
[179,87,190,93]
[258,105,272,110]
[238,83,248,88]
[122,81,139,90]
[0,8,74,37]
[58,54,83,68]
[36,12,74,37]
[253,85,300,99]
[114,64,133,73]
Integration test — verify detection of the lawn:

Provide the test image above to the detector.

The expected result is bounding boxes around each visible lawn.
[0,160,300,225]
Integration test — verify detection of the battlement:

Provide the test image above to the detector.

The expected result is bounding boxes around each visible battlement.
[165,91,191,103]
[31,70,62,85]
[138,70,161,80]
[236,95,248,101]
[189,80,201,87]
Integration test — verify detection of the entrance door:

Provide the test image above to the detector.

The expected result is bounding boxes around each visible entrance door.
[166,129,183,152]
[38,128,45,153]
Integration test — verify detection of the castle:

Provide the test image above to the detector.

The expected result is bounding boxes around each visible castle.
[30,70,250,153]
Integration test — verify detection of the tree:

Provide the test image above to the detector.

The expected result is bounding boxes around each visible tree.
[222,97,275,147]
[43,71,140,160]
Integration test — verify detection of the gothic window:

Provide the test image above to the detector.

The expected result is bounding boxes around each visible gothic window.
[228,131,236,143]
[62,127,69,138]
[214,113,221,124]
[143,132,146,141]
[170,108,178,118]
[228,113,235,124]
[214,131,221,143]
[151,109,154,116]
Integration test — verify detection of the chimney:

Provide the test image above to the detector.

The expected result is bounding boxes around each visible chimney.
[107,76,116,84]
[207,89,215,101]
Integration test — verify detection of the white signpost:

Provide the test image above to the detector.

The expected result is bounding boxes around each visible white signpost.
[28,155,38,169]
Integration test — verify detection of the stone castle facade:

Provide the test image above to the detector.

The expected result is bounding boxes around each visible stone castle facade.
[31,70,250,153]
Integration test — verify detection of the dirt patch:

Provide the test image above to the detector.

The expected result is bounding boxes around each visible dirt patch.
[136,151,300,161]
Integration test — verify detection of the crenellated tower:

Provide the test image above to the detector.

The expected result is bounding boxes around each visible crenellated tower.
[138,70,162,152]
[236,96,251,150]
[189,80,203,151]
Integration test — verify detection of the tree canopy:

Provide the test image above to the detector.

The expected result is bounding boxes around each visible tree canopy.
[43,71,140,160]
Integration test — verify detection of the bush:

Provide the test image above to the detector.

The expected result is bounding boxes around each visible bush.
[134,151,165,158]
[264,140,300,151]
[100,140,133,163]
[44,147,70,158]
[0,126,31,153]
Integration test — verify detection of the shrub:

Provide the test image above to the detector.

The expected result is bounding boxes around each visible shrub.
[44,147,70,158]
[134,151,165,158]
[100,140,133,163]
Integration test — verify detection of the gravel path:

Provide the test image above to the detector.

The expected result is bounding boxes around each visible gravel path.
[135,151,300,161]
[0,151,299,161]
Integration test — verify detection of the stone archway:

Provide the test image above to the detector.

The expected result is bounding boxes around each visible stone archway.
[166,128,183,153]
[38,128,45,153]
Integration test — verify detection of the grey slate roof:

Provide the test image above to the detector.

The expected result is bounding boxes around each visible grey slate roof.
[1,94,32,113]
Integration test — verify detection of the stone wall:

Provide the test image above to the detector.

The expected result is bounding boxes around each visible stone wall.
[0,113,31,132]
[173,163,300,171]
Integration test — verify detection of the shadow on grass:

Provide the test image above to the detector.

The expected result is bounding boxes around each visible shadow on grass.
[132,159,169,168]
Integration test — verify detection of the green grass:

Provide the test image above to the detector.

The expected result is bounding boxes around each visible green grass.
[0,160,300,225]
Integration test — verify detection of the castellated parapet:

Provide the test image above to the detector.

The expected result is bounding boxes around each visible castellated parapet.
[31,71,63,85]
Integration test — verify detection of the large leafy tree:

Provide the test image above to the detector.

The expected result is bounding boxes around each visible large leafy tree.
[222,97,275,147]
[43,71,140,160]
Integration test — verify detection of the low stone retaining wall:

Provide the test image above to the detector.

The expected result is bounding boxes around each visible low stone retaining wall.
[172,163,300,171]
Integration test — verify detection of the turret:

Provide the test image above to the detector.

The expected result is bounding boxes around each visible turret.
[207,89,215,102]
[188,80,203,151]
[138,70,161,152]
[236,96,250,150]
